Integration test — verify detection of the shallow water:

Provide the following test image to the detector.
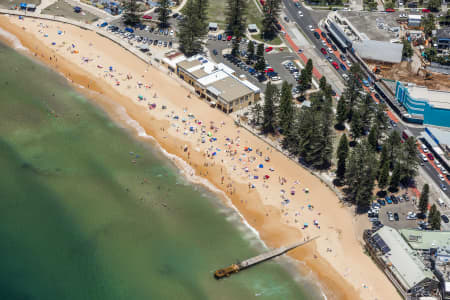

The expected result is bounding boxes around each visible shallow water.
[0,42,321,300]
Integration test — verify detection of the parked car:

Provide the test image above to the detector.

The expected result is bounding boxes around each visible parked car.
[427,153,434,160]
[227,35,232,41]
[313,32,320,39]
[340,63,347,71]
[320,48,327,55]
[331,44,337,51]
[265,47,273,52]
[442,215,449,223]
[394,213,399,221]
[142,15,152,19]
[321,32,327,38]
[218,34,222,40]
[212,49,218,55]
[331,61,339,69]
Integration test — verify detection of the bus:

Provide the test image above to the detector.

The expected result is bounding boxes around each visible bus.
[402,129,413,140]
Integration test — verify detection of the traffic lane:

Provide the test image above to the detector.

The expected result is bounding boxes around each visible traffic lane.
[417,146,450,186]
[285,6,345,76]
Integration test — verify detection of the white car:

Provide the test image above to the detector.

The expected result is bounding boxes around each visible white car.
[328,47,333,53]
[421,154,428,162]
[439,174,445,181]
[170,30,174,36]
[347,61,352,67]
[342,74,349,80]
[308,25,314,31]
[298,11,303,16]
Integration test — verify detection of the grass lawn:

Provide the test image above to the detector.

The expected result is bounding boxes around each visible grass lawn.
[250,33,283,45]
[42,0,99,23]
[0,0,40,9]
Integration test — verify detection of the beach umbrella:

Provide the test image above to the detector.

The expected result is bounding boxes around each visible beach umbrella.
[254,175,259,179]
[212,152,217,156]
[207,132,212,137]
[304,223,308,227]
[264,175,270,179]
[259,164,264,168]
[51,42,56,45]
[57,30,62,35]
[109,66,113,71]
[138,95,143,100]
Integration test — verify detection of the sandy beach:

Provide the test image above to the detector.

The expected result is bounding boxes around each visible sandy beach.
[0,15,400,300]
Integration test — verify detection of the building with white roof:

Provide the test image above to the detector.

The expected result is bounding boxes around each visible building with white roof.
[353,40,403,64]
[175,54,260,113]
[364,226,439,298]
[395,81,450,128]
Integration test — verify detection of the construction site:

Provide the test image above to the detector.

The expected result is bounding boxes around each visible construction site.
[374,62,450,92]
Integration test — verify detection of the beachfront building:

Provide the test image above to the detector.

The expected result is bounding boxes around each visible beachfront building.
[364,226,439,298]
[174,55,260,113]
[395,82,450,128]
[400,229,450,299]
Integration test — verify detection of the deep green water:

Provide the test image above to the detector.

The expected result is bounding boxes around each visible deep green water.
[0,42,321,300]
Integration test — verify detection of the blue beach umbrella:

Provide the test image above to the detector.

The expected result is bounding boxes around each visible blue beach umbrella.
[259,164,263,168]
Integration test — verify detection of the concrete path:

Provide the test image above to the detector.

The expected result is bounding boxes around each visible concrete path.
[35,0,57,14]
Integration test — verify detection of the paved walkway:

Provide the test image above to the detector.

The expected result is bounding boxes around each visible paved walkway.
[35,0,57,14]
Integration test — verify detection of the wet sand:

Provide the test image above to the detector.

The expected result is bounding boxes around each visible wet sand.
[0,15,400,300]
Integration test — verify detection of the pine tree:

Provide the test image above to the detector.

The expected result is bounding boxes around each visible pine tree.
[368,125,378,151]
[231,40,240,56]
[389,163,401,191]
[305,59,313,85]
[278,81,294,134]
[255,43,266,72]
[378,160,389,190]
[400,136,419,184]
[429,204,441,230]
[178,0,206,56]
[225,0,247,38]
[158,0,171,27]
[262,83,278,134]
[335,96,347,129]
[247,40,255,62]
[350,110,363,140]
[122,0,140,26]
[261,0,281,40]
[196,0,209,36]
[336,134,349,181]
[419,184,430,215]
[386,130,401,167]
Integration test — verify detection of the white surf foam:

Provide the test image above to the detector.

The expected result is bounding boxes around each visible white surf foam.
[0,26,28,51]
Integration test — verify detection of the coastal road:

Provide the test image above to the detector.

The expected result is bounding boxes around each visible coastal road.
[281,0,450,215]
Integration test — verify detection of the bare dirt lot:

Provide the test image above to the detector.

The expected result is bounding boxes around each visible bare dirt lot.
[379,61,450,92]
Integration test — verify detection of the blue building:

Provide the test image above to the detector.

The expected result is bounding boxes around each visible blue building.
[395,81,450,128]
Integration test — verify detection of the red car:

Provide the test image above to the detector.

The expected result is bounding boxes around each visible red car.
[142,15,152,19]
[332,61,339,69]
[320,47,327,55]
[265,68,274,73]
[422,8,430,12]
[427,153,434,160]
[260,0,265,5]
[265,47,273,52]
[227,35,232,41]
[385,8,395,12]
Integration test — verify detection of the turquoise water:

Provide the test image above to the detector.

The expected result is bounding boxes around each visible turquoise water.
[0,42,320,300]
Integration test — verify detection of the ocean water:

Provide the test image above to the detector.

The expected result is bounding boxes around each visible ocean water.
[0,42,321,300]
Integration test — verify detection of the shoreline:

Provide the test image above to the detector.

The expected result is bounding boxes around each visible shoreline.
[0,15,401,300]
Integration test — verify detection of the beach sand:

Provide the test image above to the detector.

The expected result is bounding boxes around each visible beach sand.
[0,15,400,300]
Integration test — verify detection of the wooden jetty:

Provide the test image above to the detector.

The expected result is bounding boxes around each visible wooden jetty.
[214,236,319,279]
